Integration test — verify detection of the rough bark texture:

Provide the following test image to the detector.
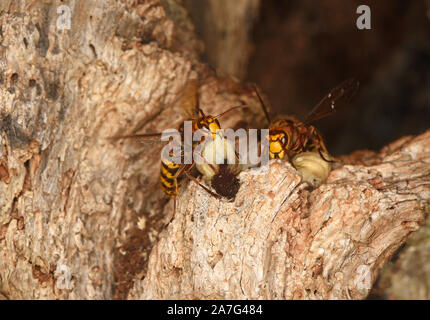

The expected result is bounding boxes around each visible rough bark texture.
[184,0,261,80]
[369,214,430,300]
[129,131,430,299]
[0,0,429,300]
[0,0,263,299]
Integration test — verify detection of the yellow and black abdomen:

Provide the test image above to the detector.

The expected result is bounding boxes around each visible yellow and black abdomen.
[160,157,182,198]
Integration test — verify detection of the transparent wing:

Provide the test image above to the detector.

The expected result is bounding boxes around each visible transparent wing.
[176,78,200,119]
[107,80,199,142]
[304,78,359,124]
[107,132,163,143]
[107,129,179,143]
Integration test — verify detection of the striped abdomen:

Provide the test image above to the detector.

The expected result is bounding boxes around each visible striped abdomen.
[158,116,221,198]
[160,157,182,198]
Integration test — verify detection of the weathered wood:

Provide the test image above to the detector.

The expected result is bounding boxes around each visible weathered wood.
[130,131,430,299]
[0,0,429,300]
[185,0,261,79]
[0,0,263,299]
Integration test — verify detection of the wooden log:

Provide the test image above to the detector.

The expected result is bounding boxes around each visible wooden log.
[130,131,430,299]
[0,0,429,300]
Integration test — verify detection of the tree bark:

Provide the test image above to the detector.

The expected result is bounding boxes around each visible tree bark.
[0,0,429,300]
[184,0,261,80]
[0,0,262,299]
[369,214,430,300]
[130,131,430,299]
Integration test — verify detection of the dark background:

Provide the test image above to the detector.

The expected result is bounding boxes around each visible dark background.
[188,0,430,156]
